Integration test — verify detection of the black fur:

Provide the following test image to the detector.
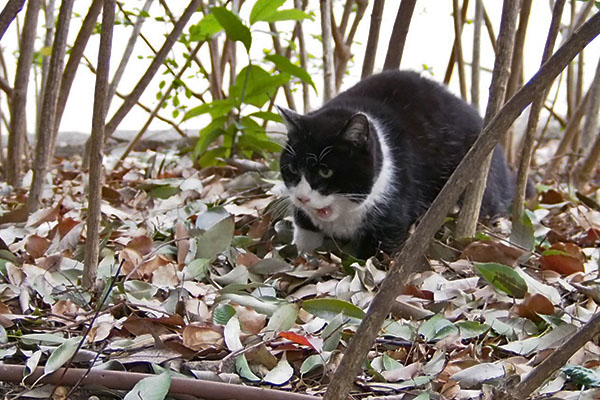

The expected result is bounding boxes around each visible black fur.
[280,70,517,257]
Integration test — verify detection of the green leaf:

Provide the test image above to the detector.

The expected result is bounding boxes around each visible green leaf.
[0,325,6,344]
[19,333,67,346]
[124,280,159,300]
[213,303,236,325]
[475,262,528,299]
[266,303,299,332]
[456,321,490,339]
[263,358,294,385]
[511,209,535,251]
[261,9,312,23]
[302,298,365,323]
[563,365,600,387]
[211,7,251,51]
[230,65,290,108]
[418,314,453,341]
[124,371,171,400]
[249,0,285,25]
[183,258,209,281]
[189,13,222,41]
[300,352,332,375]
[149,184,180,199]
[195,217,235,259]
[236,355,260,381]
[183,99,235,121]
[265,54,316,90]
[382,353,404,371]
[45,337,81,375]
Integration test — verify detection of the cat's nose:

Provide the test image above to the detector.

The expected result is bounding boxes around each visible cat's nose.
[296,196,310,204]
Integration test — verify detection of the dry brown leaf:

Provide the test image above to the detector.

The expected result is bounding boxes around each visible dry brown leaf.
[233,305,267,334]
[182,323,224,351]
[539,242,585,275]
[402,285,434,300]
[459,240,525,266]
[57,217,81,238]
[25,235,51,259]
[51,299,83,319]
[236,252,261,268]
[517,293,555,322]
[127,235,154,256]
[41,254,63,272]
[152,263,180,286]
[26,204,60,227]
[119,247,144,277]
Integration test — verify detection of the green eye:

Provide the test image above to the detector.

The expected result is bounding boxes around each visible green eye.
[287,164,298,175]
[319,166,333,178]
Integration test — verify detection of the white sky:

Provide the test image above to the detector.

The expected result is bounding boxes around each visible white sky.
[1,1,599,135]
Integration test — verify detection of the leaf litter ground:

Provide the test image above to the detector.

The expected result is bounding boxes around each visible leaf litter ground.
[1,148,600,399]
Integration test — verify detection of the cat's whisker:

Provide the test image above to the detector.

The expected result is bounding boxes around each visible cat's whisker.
[318,145,333,162]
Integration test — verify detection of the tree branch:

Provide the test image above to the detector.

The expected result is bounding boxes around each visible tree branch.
[383,0,416,70]
[0,0,25,40]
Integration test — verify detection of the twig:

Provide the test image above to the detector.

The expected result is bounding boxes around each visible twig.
[443,0,469,88]
[471,0,482,110]
[451,0,468,100]
[455,0,519,239]
[27,0,74,214]
[6,0,40,187]
[320,0,335,100]
[361,0,385,79]
[382,0,416,70]
[512,0,566,221]
[0,0,25,40]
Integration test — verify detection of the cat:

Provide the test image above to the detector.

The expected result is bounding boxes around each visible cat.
[278,70,519,258]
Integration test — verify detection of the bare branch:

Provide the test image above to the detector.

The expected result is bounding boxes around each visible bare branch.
[27,0,74,213]
[320,0,335,100]
[451,0,468,99]
[471,0,482,110]
[106,0,154,113]
[443,0,469,86]
[361,0,385,79]
[104,0,202,140]
[455,0,519,239]
[0,0,25,40]
[512,0,566,221]
[83,0,115,291]
[383,0,416,70]
[7,0,41,187]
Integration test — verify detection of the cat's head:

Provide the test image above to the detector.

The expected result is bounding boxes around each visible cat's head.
[278,107,382,223]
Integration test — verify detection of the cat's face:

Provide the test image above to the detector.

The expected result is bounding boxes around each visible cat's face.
[279,108,379,223]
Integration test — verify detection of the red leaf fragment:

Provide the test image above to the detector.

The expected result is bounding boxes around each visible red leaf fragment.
[25,235,51,259]
[279,331,323,352]
[539,242,585,275]
[517,293,555,322]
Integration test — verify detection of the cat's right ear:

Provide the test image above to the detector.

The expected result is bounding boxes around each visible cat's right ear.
[277,106,302,132]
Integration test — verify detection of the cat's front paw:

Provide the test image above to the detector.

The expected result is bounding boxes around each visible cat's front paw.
[293,226,324,253]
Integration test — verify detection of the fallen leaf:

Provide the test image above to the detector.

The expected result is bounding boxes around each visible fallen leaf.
[539,242,585,275]
[517,293,555,322]
[25,235,51,259]
[460,240,525,266]
[182,323,223,351]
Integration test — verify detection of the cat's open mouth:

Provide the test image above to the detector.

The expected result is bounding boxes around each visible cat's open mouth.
[315,206,332,219]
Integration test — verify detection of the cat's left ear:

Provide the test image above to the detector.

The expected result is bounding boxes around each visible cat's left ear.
[340,113,370,147]
[276,106,302,132]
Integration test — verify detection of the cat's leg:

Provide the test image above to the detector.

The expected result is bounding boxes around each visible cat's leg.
[293,208,324,253]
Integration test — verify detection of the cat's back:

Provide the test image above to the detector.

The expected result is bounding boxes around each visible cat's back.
[324,71,482,133]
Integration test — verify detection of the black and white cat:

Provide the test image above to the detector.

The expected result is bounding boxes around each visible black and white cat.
[279,70,518,258]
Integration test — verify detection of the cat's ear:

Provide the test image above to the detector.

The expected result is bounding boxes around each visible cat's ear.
[340,113,370,147]
[277,106,302,132]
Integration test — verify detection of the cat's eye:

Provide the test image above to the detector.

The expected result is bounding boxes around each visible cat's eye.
[318,167,333,178]
[287,164,299,175]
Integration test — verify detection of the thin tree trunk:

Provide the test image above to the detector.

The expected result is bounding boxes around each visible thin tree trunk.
[0,0,25,40]
[83,0,115,291]
[382,0,416,71]
[38,0,56,132]
[361,0,385,79]
[105,0,153,114]
[6,0,41,187]
[27,0,74,214]
[443,0,469,87]
[320,0,335,101]
[512,0,566,222]
[269,22,297,111]
[543,89,589,180]
[294,0,311,112]
[455,0,519,239]
[102,0,201,141]
[471,0,482,110]
[451,0,467,100]
[333,0,367,90]
[482,6,498,54]
[503,0,532,164]
[323,13,600,400]
[52,0,103,151]
[572,57,600,188]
